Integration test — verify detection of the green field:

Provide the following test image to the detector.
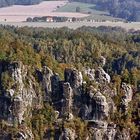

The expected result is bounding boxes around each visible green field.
[56,2,123,21]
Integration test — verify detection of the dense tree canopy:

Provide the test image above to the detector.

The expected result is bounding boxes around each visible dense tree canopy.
[0,0,41,7]
[0,25,140,81]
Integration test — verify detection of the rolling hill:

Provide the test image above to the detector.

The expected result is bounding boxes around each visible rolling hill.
[0,0,140,21]
[71,0,140,21]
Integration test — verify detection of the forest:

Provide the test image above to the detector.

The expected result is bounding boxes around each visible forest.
[72,0,140,21]
[0,0,42,7]
[0,25,140,139]
[0,25,139,75]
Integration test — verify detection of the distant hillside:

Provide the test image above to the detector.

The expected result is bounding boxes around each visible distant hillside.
[0,0,140,21]
[0,0,42,7]
[71,0,140,21]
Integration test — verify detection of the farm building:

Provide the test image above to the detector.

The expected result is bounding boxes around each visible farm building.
[46,16,53,22]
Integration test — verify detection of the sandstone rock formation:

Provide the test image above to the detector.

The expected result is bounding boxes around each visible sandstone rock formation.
[42,66,53,101]
[84,68,95,81]
[64,68,83,88]
[60,128,76,140]
[61,82,73,120]
[95,67,111,84]
[0,61,132,140]
[0,62,42,139]
[121,83,133,113]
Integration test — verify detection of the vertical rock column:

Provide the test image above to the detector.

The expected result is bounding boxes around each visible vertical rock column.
[64,68,83,89]
[121,83,133,113]
[42,66,53,101]
[62,82,73,119]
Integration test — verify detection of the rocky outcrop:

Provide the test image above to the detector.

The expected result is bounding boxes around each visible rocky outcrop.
[0,61,133,140]
[84,68,95,81]
[121,83,133,113]
[0,61,42,139]
[95,67,111,84]
[0,62,33,124]
[80,87,109,121]
[100,56,106,67]
[60,128,76,140]
[61,82,73,120]
[42,66,53,101]
[88,122,116,140]
[115,129,130,140]
[15,127,34,140]
[51,73,61,101]
[105,123,116,140]
[83,67,110,84]
[92,91,109,120]
[64,68,83,88]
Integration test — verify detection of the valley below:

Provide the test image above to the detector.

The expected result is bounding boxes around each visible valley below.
[0,0,140,31]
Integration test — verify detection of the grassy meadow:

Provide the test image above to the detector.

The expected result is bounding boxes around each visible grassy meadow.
[56,2,124,21]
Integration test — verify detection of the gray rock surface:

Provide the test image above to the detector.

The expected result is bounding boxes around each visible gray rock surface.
[1,62,37,124]
[100,56,106,67]
[60,128,76,140]
[95,67,111,84]
[0,62,41,138]
[115,129,130,140]
[61,82,73,120]
[80,88,109,121]
[0,63,132,140]
[64,68,83,88]
[84,68,95,81]
[42,66,53,101]
[121,83,133,112]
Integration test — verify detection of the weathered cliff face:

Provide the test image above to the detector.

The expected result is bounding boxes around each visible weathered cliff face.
[60,128,76,140]
[42,66,53,101]
[0,61,42,139]
[61,82,73,119]
[84,66,110,84]
[0,61,133,140]
[80,88,109,121]
[84,68,95,81]
[115,129,131,140]
[88,123,116,140]
[64,68,83,89]
[121,83,133,113]
[95,67,111,84]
